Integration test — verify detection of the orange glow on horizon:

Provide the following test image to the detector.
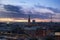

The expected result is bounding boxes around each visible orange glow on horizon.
[0,18,51,22]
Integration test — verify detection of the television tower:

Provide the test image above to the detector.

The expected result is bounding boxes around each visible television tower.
[28,15,30,23]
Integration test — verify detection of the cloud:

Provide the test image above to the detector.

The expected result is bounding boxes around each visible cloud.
[53,13,60,19]
[4,5,22,12]
[34,8,54,14]
[0,4,60,22]
[47,7,60,13]
[35,5,60,13]
[0,4,5,11]
[0,5,26,18]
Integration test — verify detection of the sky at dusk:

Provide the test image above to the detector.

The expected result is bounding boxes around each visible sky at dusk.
[1,0,60,9]
[0,0,60,22]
